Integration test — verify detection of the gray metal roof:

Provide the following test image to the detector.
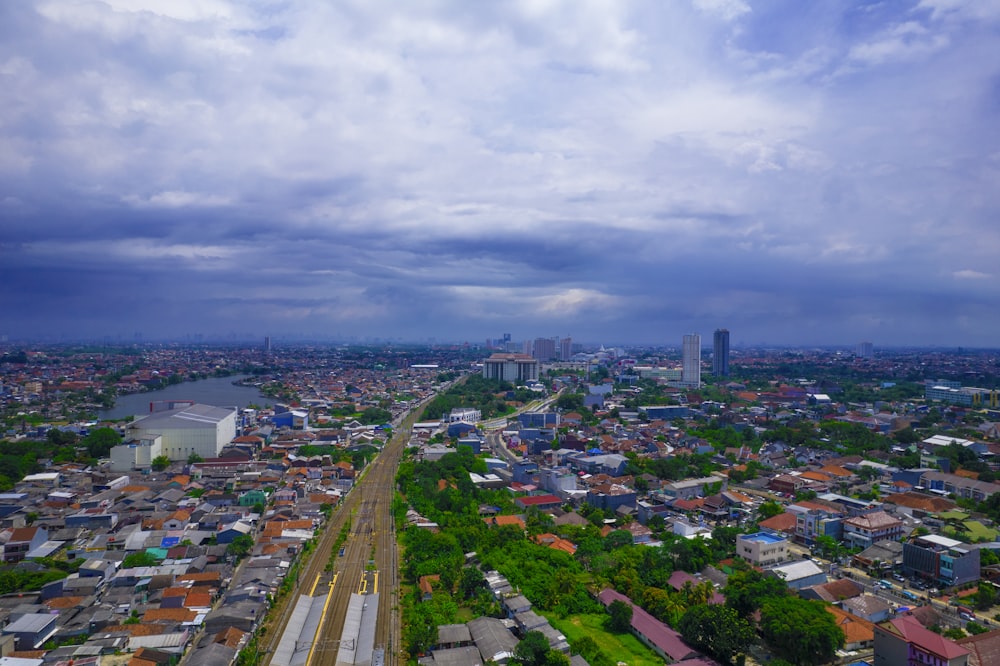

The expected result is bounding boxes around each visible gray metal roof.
[133,404,235,430]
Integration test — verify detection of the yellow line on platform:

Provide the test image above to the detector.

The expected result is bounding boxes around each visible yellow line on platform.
[306,573,338,666]
[373,571,379,595]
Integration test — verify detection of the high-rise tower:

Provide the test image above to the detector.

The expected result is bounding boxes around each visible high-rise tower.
[713,329,730,377]
[682,334,701,388]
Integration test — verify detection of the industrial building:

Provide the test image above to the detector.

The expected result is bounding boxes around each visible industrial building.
[111,401,237,470]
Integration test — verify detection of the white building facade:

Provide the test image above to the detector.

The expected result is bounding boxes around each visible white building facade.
[682,334,701,388]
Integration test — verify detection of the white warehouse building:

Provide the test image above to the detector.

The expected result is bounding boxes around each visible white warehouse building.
[118,403,237,466]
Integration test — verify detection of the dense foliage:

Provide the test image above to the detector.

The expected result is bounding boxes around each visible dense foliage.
[422,375,529,420]
[759,596,845,666]
[678,604,755,665]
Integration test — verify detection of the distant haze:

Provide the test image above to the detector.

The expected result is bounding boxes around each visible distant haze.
[1,1,998,346]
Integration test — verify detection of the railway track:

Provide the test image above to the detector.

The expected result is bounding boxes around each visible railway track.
[264,403,425,666]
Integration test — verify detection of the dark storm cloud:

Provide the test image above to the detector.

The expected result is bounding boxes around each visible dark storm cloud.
[1,0,999,345]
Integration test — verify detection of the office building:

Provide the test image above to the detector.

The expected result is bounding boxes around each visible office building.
[856,341,874,359]
[712,328,729,377]
[532,337,557,361]
[559,336,572,361]
[902,533,980,587]
[264,335,271,353]
[682,334,701,388]
[482,353,540,384]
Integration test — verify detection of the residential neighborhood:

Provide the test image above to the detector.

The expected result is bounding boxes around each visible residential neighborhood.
[1,341,1000,666]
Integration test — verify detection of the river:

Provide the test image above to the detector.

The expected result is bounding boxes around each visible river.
[99,375,276,419]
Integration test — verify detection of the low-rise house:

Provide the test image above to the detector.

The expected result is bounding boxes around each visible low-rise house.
[597,589,700,663]
[874,614,970,666]
[467,616,519,664]
[737,532,788,566]
[0,526,48,563]
[841,594,893,623]
[2,613,58,650]
[827,604,876,651]
[843,510,905,549]
[767,560,827,590]
[853,540,904,573]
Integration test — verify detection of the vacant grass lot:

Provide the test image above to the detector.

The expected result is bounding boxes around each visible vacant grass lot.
[542,612,663,666]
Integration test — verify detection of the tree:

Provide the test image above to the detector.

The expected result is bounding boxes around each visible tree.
[966,621,988,635]
[973,582,997,611]
[604,530,633,551]
[758,500,784,520]
[82,427,121,458]
[122,551,160,568]
[724,568,789,616]
[556,392,584,412]
[187,452,204,464]
[514,631,551,666]
[458,566,486,601]
[607,599,633,633]
[759,597,844,666]
[227,534,255,560]
[814,535,844,561]
[678,604,756,664]
[151,455,170,471]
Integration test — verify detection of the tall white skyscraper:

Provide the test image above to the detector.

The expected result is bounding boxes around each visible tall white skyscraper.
[856,341,874,359]
[682,334,701,388]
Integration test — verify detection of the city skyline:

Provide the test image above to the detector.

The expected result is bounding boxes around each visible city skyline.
[2,2,999,346]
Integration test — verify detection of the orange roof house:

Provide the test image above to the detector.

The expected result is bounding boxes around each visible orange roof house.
[484,515,526,530]
[142,608,197,623]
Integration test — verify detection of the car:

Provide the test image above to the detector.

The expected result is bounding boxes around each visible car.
[893,573,905,581]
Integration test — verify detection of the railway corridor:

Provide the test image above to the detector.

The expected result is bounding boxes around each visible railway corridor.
[266,406,419,666]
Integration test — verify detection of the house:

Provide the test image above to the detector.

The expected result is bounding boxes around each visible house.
[842,510,905,549]
[467,617,519,664]
[956,627,1000,666]
[767,560,827,590]
[419,575,440,601]
[597,589,700,663]
[514,495,562,512]
[216,520,254,545]
[841,594,893,623]
[874,614,969,666]
[853,540,904,573]
[0,526,48,563]
[827,605,876,651]
[2,613,58,650]
[737,532,788,566]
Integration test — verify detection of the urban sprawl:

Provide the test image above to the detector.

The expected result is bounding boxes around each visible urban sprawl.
[1,336,999,666]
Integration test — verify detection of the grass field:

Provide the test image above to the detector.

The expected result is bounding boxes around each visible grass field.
[541,612,664,666]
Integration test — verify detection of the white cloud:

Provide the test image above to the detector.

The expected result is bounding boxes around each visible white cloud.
[849,21,950,65]
[122,191,233,208]
[952,269,991,280]
[692,0,751,22]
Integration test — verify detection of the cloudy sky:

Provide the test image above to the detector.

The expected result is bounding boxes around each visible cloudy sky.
[2,0,999,347]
